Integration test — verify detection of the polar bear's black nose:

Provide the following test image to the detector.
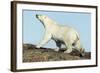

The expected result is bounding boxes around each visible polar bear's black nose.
[36,14,39,18]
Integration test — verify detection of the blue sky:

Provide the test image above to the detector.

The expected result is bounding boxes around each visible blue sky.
[23,10,91,52]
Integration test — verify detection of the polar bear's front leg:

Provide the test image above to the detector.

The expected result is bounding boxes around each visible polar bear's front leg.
[64,42,72,53]
[36,32,51,48]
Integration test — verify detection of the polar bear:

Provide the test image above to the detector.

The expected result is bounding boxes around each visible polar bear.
[36,14,85,56]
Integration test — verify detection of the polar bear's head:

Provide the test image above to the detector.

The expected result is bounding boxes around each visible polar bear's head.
[36,14,55,25]
[36,14,48,22]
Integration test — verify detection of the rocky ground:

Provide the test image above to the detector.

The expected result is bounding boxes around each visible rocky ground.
[23,44,91,62]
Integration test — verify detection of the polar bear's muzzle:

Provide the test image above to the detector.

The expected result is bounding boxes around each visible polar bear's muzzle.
[36,14,43,21]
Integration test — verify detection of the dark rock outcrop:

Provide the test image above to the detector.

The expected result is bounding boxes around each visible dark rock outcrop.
[23,44,91,62]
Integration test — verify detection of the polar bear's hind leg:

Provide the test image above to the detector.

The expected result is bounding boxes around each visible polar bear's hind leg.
[74,40,85,57]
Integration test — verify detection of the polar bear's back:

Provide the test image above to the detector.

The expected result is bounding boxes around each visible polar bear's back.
[51,24,79,44]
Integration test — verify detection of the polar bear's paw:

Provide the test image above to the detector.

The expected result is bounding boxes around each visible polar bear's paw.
[54,48,59,52]
[64,49,72,53]
[36,45,41,48]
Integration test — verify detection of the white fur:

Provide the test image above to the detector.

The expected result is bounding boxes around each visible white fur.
[36,14,84,54]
